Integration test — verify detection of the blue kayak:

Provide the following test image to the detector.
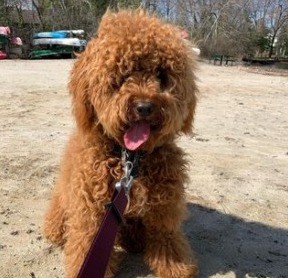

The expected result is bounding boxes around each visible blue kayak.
[33,31,69,39]
[33,30,85,39]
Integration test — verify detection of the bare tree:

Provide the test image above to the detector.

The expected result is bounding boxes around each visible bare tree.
[2,0,288,58]
[266,0,288,57]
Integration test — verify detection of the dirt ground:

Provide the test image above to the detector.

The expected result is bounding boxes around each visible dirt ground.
[0,59,287,278]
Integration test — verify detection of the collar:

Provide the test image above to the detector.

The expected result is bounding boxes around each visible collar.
[113,145,145,178]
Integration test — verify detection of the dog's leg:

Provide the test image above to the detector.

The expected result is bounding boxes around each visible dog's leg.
[118,217,146,253]
[143,207,198,278]
[64,221,96,278]
[63,208,121,278]
[105,247,125,278]
[43,187,66,246]
[43,152,72,246]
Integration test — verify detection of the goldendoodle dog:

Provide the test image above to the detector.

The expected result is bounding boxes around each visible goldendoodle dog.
[44,9,198,278]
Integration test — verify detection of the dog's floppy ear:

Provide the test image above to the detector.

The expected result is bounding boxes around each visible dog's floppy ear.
[181,55,198,135]
[181,96,196,134]
[68,46,96,132]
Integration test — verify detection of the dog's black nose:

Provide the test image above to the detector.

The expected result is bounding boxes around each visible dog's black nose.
[135,101,154,117]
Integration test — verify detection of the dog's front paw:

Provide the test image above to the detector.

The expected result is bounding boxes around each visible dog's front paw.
[144,231,198,278]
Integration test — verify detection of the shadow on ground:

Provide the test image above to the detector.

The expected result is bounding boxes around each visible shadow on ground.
[117,203,288,278]
[185,203,288,278]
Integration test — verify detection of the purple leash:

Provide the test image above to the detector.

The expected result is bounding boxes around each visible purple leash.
[77,149,137,278]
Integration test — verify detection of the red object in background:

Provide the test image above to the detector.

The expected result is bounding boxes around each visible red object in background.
[0,51,8,59]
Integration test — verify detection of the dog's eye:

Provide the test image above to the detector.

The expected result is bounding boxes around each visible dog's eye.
[111,75,130,90]
[156,69,169,90]
[119,75,131,86]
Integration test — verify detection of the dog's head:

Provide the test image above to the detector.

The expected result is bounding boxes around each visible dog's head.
[69,10,198,152]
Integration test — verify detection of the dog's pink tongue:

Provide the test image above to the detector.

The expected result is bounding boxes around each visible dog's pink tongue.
[124,122,150,151]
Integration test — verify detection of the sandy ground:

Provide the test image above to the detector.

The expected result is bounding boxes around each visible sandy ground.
[0,59,287,278]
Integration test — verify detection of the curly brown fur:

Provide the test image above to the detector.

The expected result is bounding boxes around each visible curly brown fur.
[43,9,198,278]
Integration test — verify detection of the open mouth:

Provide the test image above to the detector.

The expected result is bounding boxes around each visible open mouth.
[123,121,161,151]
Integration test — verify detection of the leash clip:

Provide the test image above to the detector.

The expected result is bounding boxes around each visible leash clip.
[115,153,135,199]
[123,161,134,196]
[113,147,143,201]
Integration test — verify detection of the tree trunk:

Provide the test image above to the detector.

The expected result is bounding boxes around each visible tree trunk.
[268,33,276,58]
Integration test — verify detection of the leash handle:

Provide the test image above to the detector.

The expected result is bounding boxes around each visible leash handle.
[77,187,128,278]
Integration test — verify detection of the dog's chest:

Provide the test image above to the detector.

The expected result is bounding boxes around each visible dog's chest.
[124,179,150,217]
